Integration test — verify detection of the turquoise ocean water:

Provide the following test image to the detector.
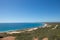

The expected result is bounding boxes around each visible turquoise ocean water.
[0,23,44,32]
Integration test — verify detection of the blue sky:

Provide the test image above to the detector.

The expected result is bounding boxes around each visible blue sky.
[0,0,60,23]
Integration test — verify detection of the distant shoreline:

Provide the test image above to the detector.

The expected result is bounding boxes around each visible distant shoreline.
[0,23,44,33]
[1,22,59,33]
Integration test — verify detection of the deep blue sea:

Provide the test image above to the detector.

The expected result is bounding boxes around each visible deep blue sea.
[0,23,43,32]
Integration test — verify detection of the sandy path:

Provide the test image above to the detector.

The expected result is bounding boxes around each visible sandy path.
[1,36,15,40]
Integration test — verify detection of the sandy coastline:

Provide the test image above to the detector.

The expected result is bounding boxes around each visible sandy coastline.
[0,23,45,34]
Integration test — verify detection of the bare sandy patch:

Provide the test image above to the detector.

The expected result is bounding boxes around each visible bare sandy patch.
[1,36,15,40]
[42,37,48,40]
